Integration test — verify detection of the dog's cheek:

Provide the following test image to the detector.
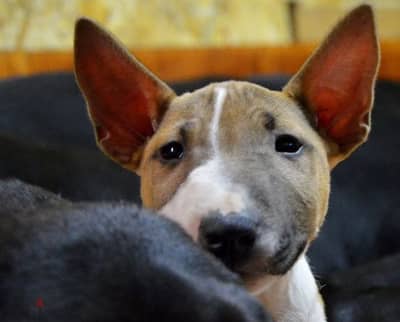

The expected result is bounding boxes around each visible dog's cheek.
[305,149,331,241]
[139,156,193,210]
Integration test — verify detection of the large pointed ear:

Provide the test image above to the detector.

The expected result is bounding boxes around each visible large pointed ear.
[283,5,379,168]
[74,18,175,172]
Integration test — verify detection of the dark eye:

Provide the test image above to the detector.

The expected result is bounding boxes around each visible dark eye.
[275,135,303,154]
[159,141,184,161]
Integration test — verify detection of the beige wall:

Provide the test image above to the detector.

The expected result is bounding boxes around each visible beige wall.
[0,0,290,51]
[0,0,399,52]
[296,0,400,42]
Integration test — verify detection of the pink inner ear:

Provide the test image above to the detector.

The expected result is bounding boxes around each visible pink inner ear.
[75,19,167,165]
[310,79,369,145]
[82,53,158,163]
[300,6,378,149]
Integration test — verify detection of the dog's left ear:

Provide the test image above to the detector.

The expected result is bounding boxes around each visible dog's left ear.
[284,5,380,168]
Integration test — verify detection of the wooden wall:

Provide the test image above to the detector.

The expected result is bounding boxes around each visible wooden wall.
[1,41,400,82]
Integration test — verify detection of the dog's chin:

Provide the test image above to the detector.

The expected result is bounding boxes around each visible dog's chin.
[237,258,302,295]
[240,272,281,296]
[234,239,308,290]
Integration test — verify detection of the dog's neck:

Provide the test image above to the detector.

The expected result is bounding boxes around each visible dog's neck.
[254,256,326,322]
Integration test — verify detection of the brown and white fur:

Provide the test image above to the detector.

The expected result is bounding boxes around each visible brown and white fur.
[74,5,379,322]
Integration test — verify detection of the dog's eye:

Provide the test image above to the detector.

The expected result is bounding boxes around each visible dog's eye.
[275,135,303,154]
[159,141,184,161]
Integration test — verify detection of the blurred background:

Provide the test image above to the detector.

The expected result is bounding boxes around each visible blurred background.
[0,3,400,321]
[1,0,399,81]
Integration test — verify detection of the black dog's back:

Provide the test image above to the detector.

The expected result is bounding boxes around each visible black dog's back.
[0,179,269,322]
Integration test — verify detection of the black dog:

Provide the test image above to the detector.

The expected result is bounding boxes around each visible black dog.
[0,179,271,322]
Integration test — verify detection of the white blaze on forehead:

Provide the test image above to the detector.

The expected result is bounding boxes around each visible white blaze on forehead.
[210,86,227,153]
[160,159,247,240]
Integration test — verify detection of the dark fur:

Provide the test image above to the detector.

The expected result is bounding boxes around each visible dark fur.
[0,135,140,203]
[322,254,400,322]
[0,179,271,322]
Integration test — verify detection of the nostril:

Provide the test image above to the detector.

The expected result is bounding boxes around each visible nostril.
[236,232,256,252]
[204,233,225,251]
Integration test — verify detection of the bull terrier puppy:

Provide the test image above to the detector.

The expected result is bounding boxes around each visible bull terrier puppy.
[74,5,379,322]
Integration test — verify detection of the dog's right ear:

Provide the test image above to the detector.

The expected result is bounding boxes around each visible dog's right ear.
[283,5,379,168]
[74,18,175,172]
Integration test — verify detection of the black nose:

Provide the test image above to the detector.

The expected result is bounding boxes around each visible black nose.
[199,213,257,269]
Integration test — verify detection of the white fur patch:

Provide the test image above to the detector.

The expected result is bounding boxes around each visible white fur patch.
[210,86,227,153]
[255,256,327,322]
[160,159,247,240]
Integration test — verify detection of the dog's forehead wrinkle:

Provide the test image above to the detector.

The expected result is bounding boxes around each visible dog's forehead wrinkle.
[264,113,276,131]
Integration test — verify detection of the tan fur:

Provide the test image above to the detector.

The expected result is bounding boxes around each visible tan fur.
[139,82,330,242]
